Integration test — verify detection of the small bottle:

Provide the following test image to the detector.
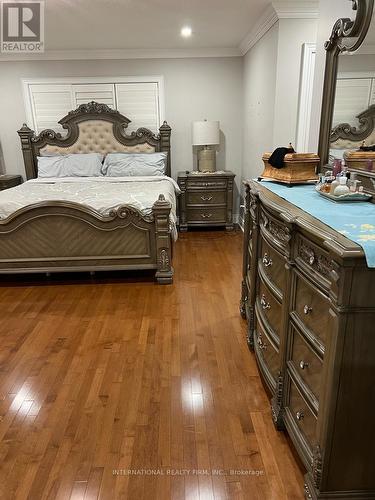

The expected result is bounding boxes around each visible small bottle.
[367,159,373,172]
[334,176,350,196]
[333,159,342,177]
[330,175,340,194]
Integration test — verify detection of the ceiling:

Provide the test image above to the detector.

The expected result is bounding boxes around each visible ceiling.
[45,0,271,52]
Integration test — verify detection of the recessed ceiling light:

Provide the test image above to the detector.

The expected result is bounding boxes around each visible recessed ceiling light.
[181,26,192,38]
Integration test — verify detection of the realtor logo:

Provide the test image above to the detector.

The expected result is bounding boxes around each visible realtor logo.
[1,1,44,53]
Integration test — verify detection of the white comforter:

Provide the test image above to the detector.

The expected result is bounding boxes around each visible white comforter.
[0,176,181,240]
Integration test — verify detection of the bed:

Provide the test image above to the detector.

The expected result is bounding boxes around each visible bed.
[0,101,176,284]
[330,104,375,160]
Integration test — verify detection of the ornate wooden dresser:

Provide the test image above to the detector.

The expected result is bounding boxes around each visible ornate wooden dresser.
[240,180,375,500]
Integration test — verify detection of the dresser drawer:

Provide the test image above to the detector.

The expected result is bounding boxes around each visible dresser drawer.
[254,318,280,387]
[289,325,323,402]
[293,273,329,347]
[257,276,282,339]
[259,235,286,300]
[187,179,227,189]
[187,208,226,223]
[186,190,226,206]
[260,208,291,253]
[288,377,317,452]
[295,234,333,291]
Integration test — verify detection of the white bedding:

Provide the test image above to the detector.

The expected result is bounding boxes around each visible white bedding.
[0,176,181,240]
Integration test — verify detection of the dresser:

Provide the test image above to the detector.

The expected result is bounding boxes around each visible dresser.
[177,171,235,231]
[240,180,375,500]
[0,175,22,191]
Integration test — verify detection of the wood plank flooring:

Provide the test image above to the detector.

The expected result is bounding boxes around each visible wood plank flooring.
[0,230,304,500]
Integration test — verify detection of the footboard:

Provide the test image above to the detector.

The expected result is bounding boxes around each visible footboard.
[0,195,173,284]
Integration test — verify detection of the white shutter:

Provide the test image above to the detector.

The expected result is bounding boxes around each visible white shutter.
[72,83,115,108]
[115,82,160,132]
[28,84,73,134]
[333,79,372,127]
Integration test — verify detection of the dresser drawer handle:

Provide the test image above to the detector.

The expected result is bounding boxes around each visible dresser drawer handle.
[257,335,267,351]
[296,411,304,421]
[299,360,309,370]
[261,295,271,310]
[201,195,213,202]
[201,213,212,219]
[303,305,312,315]
[262,253,273,268]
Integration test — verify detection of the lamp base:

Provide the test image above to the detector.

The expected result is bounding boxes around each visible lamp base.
[198,147,216,172]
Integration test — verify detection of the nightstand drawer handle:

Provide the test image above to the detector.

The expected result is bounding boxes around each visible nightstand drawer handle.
[261,295,271,310]
[262,253,273,268]
[201,195,213,202]
[299,360,309,370]
[303,305,312,315]
[296,411,304,421]
[201,213,212,219]
[257,335,267,351]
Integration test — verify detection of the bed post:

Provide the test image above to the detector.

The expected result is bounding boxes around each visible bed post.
[159,121,172,177]
[18,124,37,179]
[153,194,173,284]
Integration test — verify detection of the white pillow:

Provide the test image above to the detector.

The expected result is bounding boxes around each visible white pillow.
[102,152,167,177]
[37,153,103,178]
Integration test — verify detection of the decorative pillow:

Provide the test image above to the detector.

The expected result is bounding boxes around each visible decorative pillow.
[37,153,104,178]
[102,152,167,177]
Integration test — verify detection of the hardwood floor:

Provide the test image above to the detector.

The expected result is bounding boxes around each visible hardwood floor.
[0,230,304,500]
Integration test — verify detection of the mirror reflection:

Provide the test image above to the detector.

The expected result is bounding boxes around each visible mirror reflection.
[329,10,375,165]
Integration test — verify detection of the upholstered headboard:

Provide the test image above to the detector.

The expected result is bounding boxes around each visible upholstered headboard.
[18,101,172,179]
[330,104,375,151]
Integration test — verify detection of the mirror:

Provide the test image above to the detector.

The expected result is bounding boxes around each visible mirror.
[329,13,375,165]
[318,0,375,169]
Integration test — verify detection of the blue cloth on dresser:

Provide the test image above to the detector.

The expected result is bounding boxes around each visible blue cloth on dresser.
[259,181,375,268]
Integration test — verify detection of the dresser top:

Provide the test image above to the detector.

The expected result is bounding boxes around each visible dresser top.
[246,179,368,263]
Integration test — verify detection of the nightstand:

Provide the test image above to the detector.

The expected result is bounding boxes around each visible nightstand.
[177,171,235,231]
[0,175,22,191]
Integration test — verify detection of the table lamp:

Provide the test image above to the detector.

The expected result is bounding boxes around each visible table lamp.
[192,120,220,172]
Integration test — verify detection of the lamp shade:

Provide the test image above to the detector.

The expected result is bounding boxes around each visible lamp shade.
[192,120,220,146]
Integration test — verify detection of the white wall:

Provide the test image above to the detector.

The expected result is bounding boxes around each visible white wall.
[241,17,317,184]
[0,57,243,214]
[242,23,279,182]
[273,18,318,147]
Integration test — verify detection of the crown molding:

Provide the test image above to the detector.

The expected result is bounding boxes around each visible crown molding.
[272,1,319,19]
[239,1,318,55]
[239,4,279,55]
[0,46,241,62]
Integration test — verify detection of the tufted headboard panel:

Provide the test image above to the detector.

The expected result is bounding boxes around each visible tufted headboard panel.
[18,101,172,179]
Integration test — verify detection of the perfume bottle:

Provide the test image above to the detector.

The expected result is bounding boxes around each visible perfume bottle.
[334,176,350,196]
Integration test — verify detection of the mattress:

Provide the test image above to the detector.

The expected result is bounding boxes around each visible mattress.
[0,176,181,240]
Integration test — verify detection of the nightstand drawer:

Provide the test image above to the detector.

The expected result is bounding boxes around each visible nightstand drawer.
[0,175,22,191]
[187,179,227,189]
[186,190,226,206]
[187,208,226,223]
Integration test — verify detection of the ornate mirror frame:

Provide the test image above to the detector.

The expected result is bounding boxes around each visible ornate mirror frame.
[317,0,375,169]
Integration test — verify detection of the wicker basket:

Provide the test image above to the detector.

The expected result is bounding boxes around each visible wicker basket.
[260,153,319,185]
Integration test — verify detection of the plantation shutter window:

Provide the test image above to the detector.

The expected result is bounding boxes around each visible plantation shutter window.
[115,82,160,133]
[23,78,164,135]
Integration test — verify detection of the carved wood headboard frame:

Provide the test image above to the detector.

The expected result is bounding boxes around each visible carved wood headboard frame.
[330,104,375,144]
[18,101,172,180]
